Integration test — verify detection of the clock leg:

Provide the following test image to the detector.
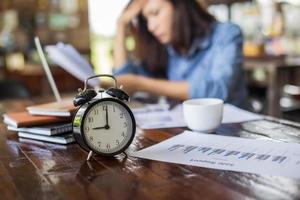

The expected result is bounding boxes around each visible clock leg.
[87,151,93,161]
[122,151,128,158]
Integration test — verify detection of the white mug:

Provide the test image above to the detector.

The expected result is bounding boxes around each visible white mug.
[183,98,224,133]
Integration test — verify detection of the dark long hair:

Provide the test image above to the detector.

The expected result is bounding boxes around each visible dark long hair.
[129,0,215,77]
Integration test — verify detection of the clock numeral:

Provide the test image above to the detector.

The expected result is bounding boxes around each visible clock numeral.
[84,127,90,132]
[116,140,120,145]
[120,112,124,118]
[88,117,93,123]
[106,143,111,150]
[124,122,127,128]
[122,132,125,137]
[98,141,101,147]
[94,109,99,115]
[102,105,107,111]
[113,105,115,112]
[89,136,94,141]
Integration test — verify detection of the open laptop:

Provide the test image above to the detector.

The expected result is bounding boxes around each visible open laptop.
[34,36,62,102]
[26,37,75,117]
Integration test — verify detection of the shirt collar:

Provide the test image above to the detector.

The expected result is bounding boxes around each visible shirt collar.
[166,22,217,57]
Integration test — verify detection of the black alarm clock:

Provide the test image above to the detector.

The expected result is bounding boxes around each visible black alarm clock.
[73,74,136,160]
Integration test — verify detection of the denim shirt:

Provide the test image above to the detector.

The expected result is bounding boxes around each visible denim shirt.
[114,22,248,107]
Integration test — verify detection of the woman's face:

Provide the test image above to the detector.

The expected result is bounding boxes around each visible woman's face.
[142,0,174,44]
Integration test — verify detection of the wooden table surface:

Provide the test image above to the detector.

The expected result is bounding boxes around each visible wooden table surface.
[1,99,300,200]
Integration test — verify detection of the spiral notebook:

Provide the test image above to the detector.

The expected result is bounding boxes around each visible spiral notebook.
[7,123,72,136]
[18,132,75,144]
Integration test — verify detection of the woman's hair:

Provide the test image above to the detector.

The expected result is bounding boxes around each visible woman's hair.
[129,0,215,77]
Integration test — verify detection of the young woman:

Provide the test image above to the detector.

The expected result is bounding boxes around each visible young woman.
[113,0,248,108]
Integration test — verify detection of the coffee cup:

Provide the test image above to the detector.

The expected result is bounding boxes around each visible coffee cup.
[183,98,223,133]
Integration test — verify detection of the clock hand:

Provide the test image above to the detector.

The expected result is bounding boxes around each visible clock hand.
[93,126,106,130]
[105,106,110,129]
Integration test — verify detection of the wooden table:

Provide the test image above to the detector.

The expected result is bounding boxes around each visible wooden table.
[1,99,300,200]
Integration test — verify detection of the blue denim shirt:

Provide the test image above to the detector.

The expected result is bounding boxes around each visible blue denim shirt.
[114,22,248,107]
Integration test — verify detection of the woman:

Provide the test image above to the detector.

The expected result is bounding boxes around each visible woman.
[113,0,248,108]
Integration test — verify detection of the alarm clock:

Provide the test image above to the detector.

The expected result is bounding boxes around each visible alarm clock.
[72,74,136,159]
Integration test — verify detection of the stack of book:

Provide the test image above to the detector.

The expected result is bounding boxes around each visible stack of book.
[3,100,76,144]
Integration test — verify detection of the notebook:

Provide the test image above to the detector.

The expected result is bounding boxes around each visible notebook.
[18,132,75,144]
[3,111,71,127]
[7,123,72,136]
[26,98,76,117]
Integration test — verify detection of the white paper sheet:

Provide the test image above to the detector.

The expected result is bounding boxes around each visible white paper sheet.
[132,103,262,129]
[132,104,186,129]
[45,43,99,87]
[134,110,186,129]
[222,104,263,123]
[130,131,300,178]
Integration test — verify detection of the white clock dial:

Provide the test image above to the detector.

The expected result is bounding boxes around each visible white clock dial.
[82,100,134,154]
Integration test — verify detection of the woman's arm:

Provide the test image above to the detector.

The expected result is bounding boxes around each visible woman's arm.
[114,0,146,68]
[117,74,190,101]
[114,22,128,68]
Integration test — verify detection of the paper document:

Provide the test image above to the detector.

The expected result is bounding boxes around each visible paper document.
[134,110,186,129]
[132,104,185,129]
[132,103,262,129]
[222,104,263,123]
[45,43,99,87]
[132,103,170,114]
[130,131,300,178]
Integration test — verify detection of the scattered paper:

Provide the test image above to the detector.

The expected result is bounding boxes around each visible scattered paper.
[132,103,263,129]
[134,110,186,129]
[45,43,100,87]
[132,104,185,129]
[130,130,300,178]
[222,104,263,123]
[132,103,170,114]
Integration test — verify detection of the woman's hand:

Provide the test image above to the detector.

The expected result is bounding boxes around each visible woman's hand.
[116,74,190,101]
[114,0,146,68]
[117,0,146,28]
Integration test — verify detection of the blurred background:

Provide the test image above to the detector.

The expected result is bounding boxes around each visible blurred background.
[0,0,299,121]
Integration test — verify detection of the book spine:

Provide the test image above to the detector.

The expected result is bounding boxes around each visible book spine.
[52,125,72,135]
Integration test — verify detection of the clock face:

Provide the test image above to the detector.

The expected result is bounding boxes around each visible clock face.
[82,99,135,155]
